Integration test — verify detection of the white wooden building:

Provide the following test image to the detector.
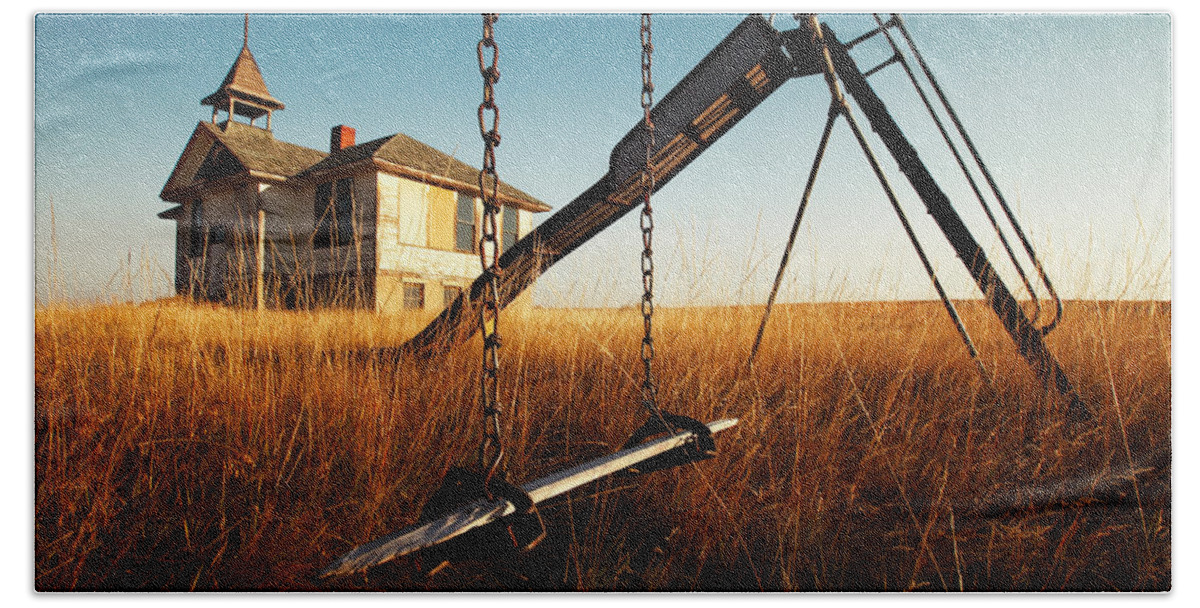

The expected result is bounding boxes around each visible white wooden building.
[158,29,550,315]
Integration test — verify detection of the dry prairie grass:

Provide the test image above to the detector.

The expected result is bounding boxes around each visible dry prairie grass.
[34,297,1169,590]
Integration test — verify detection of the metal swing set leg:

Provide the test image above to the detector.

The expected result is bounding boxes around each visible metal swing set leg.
[751,15,1092,422]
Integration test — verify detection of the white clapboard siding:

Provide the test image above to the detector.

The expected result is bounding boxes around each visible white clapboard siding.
[378,243,479,281]
[518,208,532,239]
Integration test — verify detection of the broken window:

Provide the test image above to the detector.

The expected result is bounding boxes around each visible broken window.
[315,177,354,248]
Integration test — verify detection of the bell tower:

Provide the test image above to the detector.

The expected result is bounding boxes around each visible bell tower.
[201,15,285,131]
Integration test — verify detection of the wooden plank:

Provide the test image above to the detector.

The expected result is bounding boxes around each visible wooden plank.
[426,184,457,251]
[319,418,738,579]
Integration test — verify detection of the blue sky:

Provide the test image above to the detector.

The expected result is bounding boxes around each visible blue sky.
[33,11,1171,306]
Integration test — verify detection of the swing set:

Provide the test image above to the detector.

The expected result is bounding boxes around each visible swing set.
[321,13,1091,579]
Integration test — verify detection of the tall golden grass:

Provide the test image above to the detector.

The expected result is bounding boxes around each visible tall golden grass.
[34,297,1169,590]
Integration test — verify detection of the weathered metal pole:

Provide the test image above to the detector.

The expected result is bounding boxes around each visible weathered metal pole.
[748,103,840,367]
[821,23,1089,420]
[256,207,265,311]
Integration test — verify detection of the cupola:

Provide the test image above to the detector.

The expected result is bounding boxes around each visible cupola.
[201,15,285,131]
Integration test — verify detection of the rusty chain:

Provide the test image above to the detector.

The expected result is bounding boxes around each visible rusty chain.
[638,14,662,421]
[476,13,504,485]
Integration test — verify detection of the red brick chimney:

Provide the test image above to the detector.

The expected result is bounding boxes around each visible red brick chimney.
[330,125,356,152]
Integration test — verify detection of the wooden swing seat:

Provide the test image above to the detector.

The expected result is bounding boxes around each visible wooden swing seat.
[320,417,738,578]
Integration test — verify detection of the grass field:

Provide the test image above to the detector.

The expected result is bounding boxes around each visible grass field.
[34,297,1170,590]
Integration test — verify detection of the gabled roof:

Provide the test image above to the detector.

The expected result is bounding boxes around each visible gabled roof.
[298,132,550,212]
[201,43,285,117]
[160,121,326,202]
[203,121,325,177]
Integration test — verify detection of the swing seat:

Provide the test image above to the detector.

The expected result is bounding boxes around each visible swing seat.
[418,467,546,553]
[318,417,738,579]
[620,411,718,475]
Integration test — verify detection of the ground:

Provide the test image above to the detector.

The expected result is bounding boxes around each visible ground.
[34,298,1170,590]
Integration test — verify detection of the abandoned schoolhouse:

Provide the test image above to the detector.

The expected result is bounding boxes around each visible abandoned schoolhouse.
[158,24,550,314]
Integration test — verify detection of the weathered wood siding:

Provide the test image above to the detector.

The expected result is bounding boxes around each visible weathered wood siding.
[518,208,532,240]
[195,185,240,301]
[254,171,377,308]
[376,246,479,314]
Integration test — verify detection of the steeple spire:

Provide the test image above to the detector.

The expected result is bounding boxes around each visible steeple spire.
[201,14,285,131]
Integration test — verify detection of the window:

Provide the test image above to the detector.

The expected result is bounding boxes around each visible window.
[443,285,462,309]
[402,282,425,310]
[188,199,204,257]
[315,177,354,247]
[455,193,475,252]
[502,206,519,254]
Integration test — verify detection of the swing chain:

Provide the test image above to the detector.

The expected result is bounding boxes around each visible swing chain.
[476,12,504,482]
[639,13,661,419]
[617,14,714,468]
